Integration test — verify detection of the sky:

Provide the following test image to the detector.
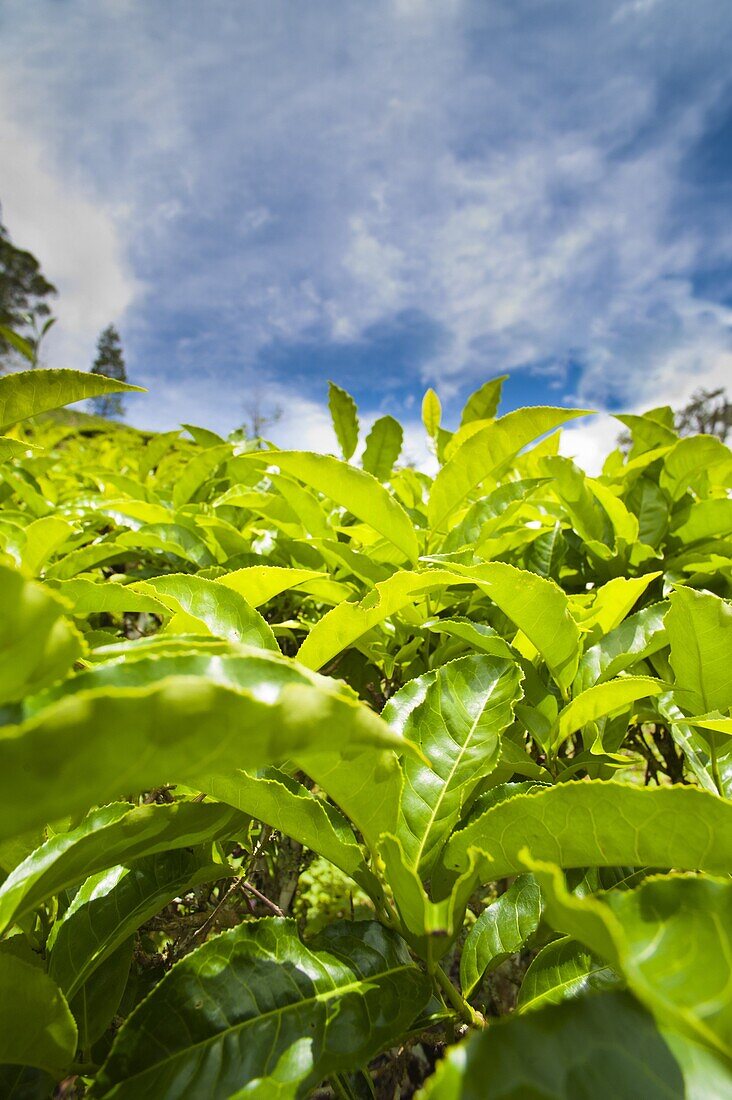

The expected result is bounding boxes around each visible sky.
[1,0,732,468]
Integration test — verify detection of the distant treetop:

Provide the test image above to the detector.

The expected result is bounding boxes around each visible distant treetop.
[90,324,128,418]
[0,206,57,370]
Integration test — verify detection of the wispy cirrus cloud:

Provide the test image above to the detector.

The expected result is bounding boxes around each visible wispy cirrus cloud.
[1,0,731,462]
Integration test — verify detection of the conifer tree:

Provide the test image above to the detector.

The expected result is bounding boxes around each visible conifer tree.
[90,324,127,417]
[0,208,57,368]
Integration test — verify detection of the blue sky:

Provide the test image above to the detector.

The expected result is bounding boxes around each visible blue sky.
[1,0,731,465]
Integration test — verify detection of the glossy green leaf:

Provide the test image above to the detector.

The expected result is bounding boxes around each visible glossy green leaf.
[625,476,669,547]
[460,874,542,998]
[0,801,241,936]
[205,769,382,899]
[384,655,523,877]
[92,918,431,1099]
[0,955,77,1077]
[428,407,590,533]
[553,677,665,751]
[580,574,660,639]
[673,498,732,544]
[574,602,667,691]
[530,861,732,1060]
[443,781,732,883]
[0,436,35,462]
[447,562,581,692]
[298,568,458,670]
[361,416,403,481]
[71,938,134,1052]
[49,577,167,616]
[327,381,359,461]
[216,565,326,606]
[240,451,419,561]
[661,435,732,500]
[517,935,621,1011]
[0,652,409,840]
[424,619,517,662]
[117,523,217,567]
[459,376,507,426]
[0,369,143,431]
[131,573,278,650]
[420,991,710,1099]
[666,587,732,715]
[422,388,442,439]
[48,848,225,999]
[0,564,84,705]
[172,443,232,508]
[378,835,480,959]
[19,516,72,575]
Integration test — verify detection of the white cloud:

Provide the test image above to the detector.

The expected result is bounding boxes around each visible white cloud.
[1,0,731,439]
[0,73,139,371]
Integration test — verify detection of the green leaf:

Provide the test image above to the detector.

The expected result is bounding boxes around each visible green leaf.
[384,655,523,877]
[0,801,241,937]
[48,848,224,999]
[0,436,36,462]
[92,918,431,1099]
[460,874,542,998]
[49,577,167,617]
[673,498,732,544]
[240,451,419,561]
[424,619,518,663]
[327,381,359,461]
[378,835,480,960]
[443,781,732,883]
[0,369,143,430]
[299,745,405,852]
[0,955,77,1078]
[172,443,232,508]
[70,938,134,1052]
[131,574,278,650]
[216,565,327,606]
[459,376,508,426]
[117,523,217,567]
[446,562,581,693]
[422,388,442,439]
[579,574,660,639]
[0,325,36,363]
[428,407,591,533]
[661,435,732,500]
[43,540,140,580]
[19,516,72,575]
[0,564,84,705]
[553,677,666,751]
[625,477,669,547]
[574,602,668,691]
[666,587,732,715]
[420,992,703,1099]
[517,935,621,1011]
[361,416,403,481]
[297,568,458,671]
[530,861,732,1061]
[0,652,409,840]
[205,769,382,899]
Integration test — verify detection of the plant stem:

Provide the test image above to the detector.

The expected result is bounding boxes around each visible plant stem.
[432,963,485,1029]
[710,741,724,797]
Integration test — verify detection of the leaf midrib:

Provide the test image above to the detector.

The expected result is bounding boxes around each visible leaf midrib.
[101,959,414,1090]
[410,679,504,871]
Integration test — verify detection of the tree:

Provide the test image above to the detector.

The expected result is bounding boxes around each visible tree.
[675,386,731,442]
[617,386,731,453]
[0,206,57,369]
[90,324,127,417]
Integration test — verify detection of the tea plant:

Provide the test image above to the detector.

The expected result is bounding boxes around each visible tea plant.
[0,363,730,1097]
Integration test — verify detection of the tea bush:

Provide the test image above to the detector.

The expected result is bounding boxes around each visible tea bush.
[0,366,730,1097]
